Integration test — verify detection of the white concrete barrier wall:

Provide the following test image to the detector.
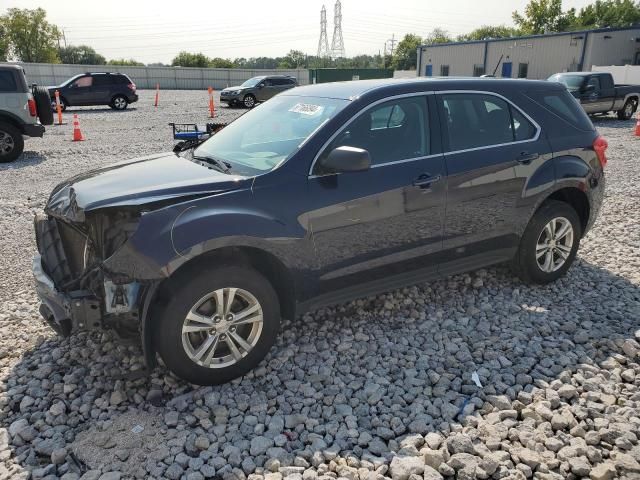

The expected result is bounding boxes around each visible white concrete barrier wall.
[592,65,640,85]
[9,62,310,90]
[393,70,417,79]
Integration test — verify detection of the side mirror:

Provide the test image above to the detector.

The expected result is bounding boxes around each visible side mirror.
[258,83,265,89]
[318,146,371,175]
[582,84,595,93]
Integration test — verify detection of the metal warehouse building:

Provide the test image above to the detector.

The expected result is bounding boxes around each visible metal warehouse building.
[417,26,640,80]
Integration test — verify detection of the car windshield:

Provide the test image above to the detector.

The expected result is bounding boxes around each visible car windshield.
[548,74,584,91]
[241,77,264,88]
[193,95,349,175]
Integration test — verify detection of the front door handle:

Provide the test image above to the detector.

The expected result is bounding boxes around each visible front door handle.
[517,152,539,164]
[413,173,442,188]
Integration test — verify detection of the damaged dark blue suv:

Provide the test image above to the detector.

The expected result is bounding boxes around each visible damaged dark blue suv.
[34,78,606,385]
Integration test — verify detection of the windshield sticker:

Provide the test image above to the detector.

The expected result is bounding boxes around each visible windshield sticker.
[289,103,324,116]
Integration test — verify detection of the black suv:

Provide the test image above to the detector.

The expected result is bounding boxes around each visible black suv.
[47,72,138,111]
[33,78,605,385]
[220,75,298,108]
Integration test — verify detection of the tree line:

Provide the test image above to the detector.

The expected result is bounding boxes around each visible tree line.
[1,0,639,71]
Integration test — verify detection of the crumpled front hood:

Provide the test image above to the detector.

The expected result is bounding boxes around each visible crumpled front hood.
[46,152,249,222]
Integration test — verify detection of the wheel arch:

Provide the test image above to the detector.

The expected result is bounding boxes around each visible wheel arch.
[542,186,590,236]
[142,245,296,368]
[0,112,26,133]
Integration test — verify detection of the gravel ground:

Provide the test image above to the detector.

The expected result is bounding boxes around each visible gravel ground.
[1,90,639,480]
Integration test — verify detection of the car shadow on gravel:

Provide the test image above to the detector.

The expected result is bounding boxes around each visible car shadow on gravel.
[1,259,639,478]
[0,152,47,171]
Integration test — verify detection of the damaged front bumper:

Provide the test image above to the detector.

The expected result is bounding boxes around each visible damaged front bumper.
[32,212,155,338]
[33,254,101,336]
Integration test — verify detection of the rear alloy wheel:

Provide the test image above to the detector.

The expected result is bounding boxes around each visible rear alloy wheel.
[0,122,24,163]
[243,94,256,108]
[535,217,574,273]
[110,95,128,110]
[617,99,637,120]
[155,265,280,385]
[512,200,582,284]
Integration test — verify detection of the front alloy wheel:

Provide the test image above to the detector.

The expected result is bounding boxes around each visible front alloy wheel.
[243,95,256,108]
[182,288,264,368]
[155,264,280,385]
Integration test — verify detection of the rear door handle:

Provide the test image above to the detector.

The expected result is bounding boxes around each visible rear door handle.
[517,152,539,164]
[413,173,442,188]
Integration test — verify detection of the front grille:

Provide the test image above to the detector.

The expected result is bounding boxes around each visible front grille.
[35,215,87,289]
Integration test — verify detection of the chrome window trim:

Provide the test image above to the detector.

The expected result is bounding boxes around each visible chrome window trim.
[307,91,435,177]
[436,90,542,155]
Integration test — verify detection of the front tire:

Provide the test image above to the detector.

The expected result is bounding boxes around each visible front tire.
[110,95,128,110]
[512,200,582,284]
[0,122,24,163]
[155,265,280,385]
[617,99,637,120]
[243,94,256,108]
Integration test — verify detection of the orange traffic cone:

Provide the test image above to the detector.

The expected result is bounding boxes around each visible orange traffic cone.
[72,114,84,141]
[635,112,640,137]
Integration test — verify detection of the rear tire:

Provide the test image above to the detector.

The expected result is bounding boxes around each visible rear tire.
[154,264,280,385]
[0,122,24,163]
[511,200,582,284]
[617,99,637,120]
[110,95,128,110]
[33,86,54,125]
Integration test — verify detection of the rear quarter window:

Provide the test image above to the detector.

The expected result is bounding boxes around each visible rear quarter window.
[0,71,18,92]
[525,88,594,131]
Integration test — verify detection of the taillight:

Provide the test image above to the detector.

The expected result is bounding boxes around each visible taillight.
[127,83,136,92]
[593,135,608,168]
[27,98,37,117]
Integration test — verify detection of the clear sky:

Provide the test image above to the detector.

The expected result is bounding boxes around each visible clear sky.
[2,0,594,64]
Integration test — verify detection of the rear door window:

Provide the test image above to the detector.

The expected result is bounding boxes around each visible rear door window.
[439,93,535,151]
[0,71,17,92]
[92,75,113,86]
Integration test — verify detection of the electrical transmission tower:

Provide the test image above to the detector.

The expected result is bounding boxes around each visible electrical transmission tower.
[317,5,330,59]
[331,0,345,59]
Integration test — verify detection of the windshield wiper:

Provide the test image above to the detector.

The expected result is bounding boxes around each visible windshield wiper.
[193,155,232,174]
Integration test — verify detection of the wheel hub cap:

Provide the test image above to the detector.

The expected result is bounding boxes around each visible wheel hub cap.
[181,287,263,368]
[0,131,14,155]
[536,217,574,273]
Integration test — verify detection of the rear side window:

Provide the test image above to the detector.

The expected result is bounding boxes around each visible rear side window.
[323,96,430,165]
[439,93,536,151]
[0,71,18,92]
[92,75,113,86]
[526,89,594,131]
